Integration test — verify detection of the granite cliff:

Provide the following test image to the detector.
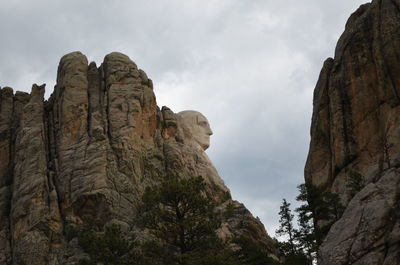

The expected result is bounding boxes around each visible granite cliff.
[0,52,278,264]
[306,0,400,264]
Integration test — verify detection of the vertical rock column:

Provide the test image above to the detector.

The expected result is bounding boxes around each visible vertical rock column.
[50,52,91,225]
[11,84,61,265]
[102,52,159,210]
[0,87,14,264]
[305,0,400,192]
[304,59,333,187]
[104,52,149,180]
[69,60,110,223]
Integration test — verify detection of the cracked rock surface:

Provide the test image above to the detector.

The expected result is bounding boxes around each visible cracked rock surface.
[0,51,278,264]
[305,0,400,264]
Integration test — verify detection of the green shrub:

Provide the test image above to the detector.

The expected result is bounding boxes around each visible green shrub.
[76,224,143,265]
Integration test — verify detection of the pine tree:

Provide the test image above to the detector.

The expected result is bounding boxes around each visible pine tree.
[294,206,315,264]
[274,197,311,265]
[323,191,345,222]
[76,224,143,265]
[294,182,345,263]
[346,170,365,198]
[233,237,279,265]
[138,175,238,265]
[276,199,296,254]
[295,184,317,264]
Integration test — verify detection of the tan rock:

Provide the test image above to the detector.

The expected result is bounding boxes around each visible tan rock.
[319,169,400,265]
[218,200,280,261]
[11,84,62,264]
[0,51,279,264]
[174,110,229,200]
[306,1,400,264]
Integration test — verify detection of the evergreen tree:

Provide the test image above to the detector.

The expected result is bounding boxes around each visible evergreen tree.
[76,224,143,265]
[346,170,365,198]
[275,199,296,255]
[294,204,315,264]
[233,237,279,265]
[323,191,345,222]
[295,183,323,256]
[277,241,309,265]
[139,175,237,265]
[139,175,282,265]
[294,182,345,263]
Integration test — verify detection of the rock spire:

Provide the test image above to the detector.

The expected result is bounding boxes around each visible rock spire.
[306,0,400,264]
[0,51,278,264]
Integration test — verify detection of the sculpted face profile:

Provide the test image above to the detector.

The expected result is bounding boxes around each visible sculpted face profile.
[177,110,213,150]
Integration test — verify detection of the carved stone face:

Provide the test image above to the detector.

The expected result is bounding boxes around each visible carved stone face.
[178,110,213,150]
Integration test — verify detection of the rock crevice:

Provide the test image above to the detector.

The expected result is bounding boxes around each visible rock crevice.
[306,0,400,264]
[0,52,278,264]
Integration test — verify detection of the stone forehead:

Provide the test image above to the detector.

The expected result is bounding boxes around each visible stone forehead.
[177,110,208,124]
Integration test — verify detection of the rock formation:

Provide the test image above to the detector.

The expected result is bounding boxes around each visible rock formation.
[305,0,400,264]
[0,52,278,264]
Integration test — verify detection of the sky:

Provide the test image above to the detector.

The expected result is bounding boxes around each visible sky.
[0,0,368,238]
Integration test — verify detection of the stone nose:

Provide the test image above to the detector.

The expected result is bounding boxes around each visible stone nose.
[207,127,213,136]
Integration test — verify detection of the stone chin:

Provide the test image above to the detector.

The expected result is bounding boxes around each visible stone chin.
[198,137,210,151]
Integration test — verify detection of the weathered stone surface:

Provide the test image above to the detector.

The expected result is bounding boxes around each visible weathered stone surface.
[0,51,278,264]
[11,84,54,264]
[218,200,280,261]
[319,168,400,265]
[305,1,400,264]
[174,110,230,200]
[0,87,14,264]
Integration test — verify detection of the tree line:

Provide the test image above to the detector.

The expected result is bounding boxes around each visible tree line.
[70,171,364,265]
[71,176,279,265]
[275,170,365,265]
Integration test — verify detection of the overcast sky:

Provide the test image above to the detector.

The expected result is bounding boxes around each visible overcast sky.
[0,0,368,238]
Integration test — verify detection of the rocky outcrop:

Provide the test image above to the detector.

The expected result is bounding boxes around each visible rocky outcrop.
[217,200,280,261]
[0,51,278,264]
[305,0,400,264]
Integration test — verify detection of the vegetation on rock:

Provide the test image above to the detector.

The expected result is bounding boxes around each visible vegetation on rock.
[233,237,279,265]
[276,183,344,265]
[76,224,142,265]
[346,170,365,199]
[75,175,278,265]
[138,175,230,265]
